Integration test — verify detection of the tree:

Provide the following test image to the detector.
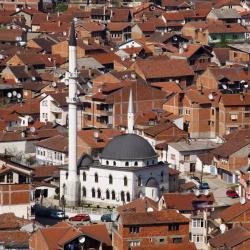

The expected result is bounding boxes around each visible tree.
[55,3,68,12]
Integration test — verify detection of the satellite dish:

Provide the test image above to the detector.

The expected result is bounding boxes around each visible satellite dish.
[17,93,22,99]
[111,212,118,221]
[208,93,214,100]
[147,207,154,212]
[31,77,36,81]
[183,43,188,49]
[244,83,249,89]
[52,82,57,88]
[78,236,85,243]
[76,89,81,96]
[220,224,226,233]
[65,80,69,86]
[30,127,36,133]
[28,117,33,123]
[222,84,227,90]
[7,92,12,98]
[73,17,78,22]
[21,132,25,138]
[204,189,209,196]
[12,91,17,97]
[94,131,99,139]
[194,189,200,197]
[240,197,246,205]
[173,36,177,41]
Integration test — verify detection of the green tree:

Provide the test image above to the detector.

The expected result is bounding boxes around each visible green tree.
[55,3,68,13]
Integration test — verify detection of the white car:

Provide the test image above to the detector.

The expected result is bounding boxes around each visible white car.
[50,211,65,219]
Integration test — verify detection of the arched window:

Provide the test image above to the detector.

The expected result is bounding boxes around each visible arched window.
[95,173,98,183]
[109,174,113,184]
[106,160,109,165]
[152,160,155,165]
[138,175,142,186]
[7,172,13,183]
[134,161,138,166]
[126,192,130,202]
[147,161,149,166]
[113,161,116,166]
[125,162,129,166]
[112,190,116,200]
[97,189,101,199]
[92,188,95,198]
[121,191,125,202]
[82,187,86,197]
[65,172,68,180]
[83,172,86,181]
[124,176,128,186]
[63,183,66,195]
[106,190,110,199]
[161,171,164,182]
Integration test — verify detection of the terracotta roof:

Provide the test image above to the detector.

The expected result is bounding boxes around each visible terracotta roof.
[180,181,197,190]
[117,197,158,213]
[134,58,194,79]
[132,242,197,250]
[213,48,230,65]
[137,22,155,32]
[120,209,189,225]
[107,22,131,31]
[48,92,68,107]
[35,135,68,153]
[77,22,105,32]
[151,81,182,94]
[168,167,181,176]
[111,8,131,22]
[143,122,176,137]
[219,201,250,223]
[0,231,29,248]
[0,213,29,230]
[0,29,23,42]
[208,22,247,34]
[32,165,60,179]
[78,224,112,246]
[209,226,250,248]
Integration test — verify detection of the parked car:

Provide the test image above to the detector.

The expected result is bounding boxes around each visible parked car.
[226,189,239,198]
[101,213,113,222]
[69,214,90,222]
[50,210,67,219]
[199,182,210,190]
[191,176,200,183]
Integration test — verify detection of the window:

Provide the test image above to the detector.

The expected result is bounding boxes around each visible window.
[134,161,138,166]
[129,241,140,247]
[82,187,86,197]
[106,190,110,199]
[95,173,98,183]
[0,175,4,182]
[159,238,165,243]
[106,160,109,165]
[192,219,204,228]
[42,100,47,106]
[126,192,130,202]
[212,109,215,115]
[92,188,95,198]
[121,191,125,202]
[112,190,116,200]
[171,154,175,160]
[172,237,182,243]
[97,189,101,199]
[66,172,68,180]
[129,226,140,234]
[113,161,116,166]
[168,223,179,231]
[184,155,190,161]
[192,234,203,243]
[124,176,128,186]
[83,172,86,181]
[109,175,113,184]
[125,161,129,166]
[138,176,142,186]
[161,171,164,182]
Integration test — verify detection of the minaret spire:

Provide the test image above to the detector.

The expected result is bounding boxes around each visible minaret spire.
[64,20,80,206]
[127,88,134,133]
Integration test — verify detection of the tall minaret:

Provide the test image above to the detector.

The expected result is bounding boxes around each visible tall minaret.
[127,88,134,133]
[65,21,80,205]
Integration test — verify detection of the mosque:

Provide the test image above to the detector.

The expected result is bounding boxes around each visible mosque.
[60,22,169,206]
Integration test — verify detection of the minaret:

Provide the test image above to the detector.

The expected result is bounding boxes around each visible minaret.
[65,21,80,205]
[127,88,134,133]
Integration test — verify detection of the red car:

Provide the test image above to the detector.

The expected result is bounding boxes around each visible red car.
[226,190,239,198]
[69,214,90,222]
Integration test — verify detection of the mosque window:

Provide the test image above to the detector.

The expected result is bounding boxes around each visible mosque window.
[109,175,113,184]
[126,192,130,202]
[125,162,129,166]
[134,161,138,166]
[124,176,128,186]
[82,187,86,197]
[97,189,101,199]
[92,188,95,198]
[121,191,125,202]
[112,190,116,200]
[138,176,142,186]
[106,190,110,199]
[161,171,164,182]
[106,161,109,165]
[113,161,116,166]
[83,172,86,181]
[65,172,68,180]
[95,173,98,183]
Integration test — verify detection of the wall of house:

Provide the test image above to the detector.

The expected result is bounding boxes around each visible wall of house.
[229,50,250,63]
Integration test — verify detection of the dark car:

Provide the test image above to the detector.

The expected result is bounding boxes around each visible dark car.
[191,176,200,183]
[69,214,90,222]
[226,190,239,198]
[199,182,210,190]
[101,213,113,222]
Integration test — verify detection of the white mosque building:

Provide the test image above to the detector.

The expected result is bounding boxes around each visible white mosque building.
[60,22,169,207]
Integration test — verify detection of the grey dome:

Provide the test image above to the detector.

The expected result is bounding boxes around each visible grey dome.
[77,154,93,168]
[101,134,157,160]
[146,177,159,188]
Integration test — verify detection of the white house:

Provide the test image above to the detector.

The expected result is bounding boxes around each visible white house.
[167,140,220,173]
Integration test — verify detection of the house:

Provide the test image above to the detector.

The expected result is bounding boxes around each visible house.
[112,209,190,249]
[167,140,220,172]
[0,28,26,45]
[227,43,250,64]
[196,152,216,175]
[211,48,230,66]
[239,164,250,200]
[207,8,241,23]
[107,22,131,42]
[0,0,42,11]
[29,221,112,250]
[35,135,68,165]
[0,183,34,219]
[213,128,250,183]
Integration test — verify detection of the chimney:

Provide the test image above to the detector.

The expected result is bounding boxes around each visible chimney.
[179,44,184,54]
[58,21,61,27]
[46,13,50,21]
[240,93,244,101]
